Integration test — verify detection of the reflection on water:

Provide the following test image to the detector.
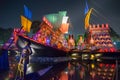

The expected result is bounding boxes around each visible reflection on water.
[0,55,117,80]
[25,61,105,80]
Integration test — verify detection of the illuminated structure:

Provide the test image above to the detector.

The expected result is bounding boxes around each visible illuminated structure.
[96,63,116,80]
[3,10,117,52]
[32,11,69,51]
[85,24,117,52]
[1,5,119,79]
[32,21,52,45]
[84,24,117,80]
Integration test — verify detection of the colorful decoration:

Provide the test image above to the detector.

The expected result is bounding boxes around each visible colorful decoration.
[85,8,93,29]
[85,24,116,52]
[24,5,32,20]
[21,15,32,32]
[84,0,89,14]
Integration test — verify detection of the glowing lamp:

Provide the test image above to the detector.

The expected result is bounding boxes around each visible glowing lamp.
[89,25,92,28]
[110,69,114,72]
[71,53,78,56]
[65,71,68,74]
[105,64,109,67]
[90,54,95,60]
[97,59,101,62]
[108,77,111,80]
[111,64,115,68]
[104,69,107,72]
[98,68,101,71]
[91,63,95,69]
[102,76,105,79]
[103,73,106,76]
[109,73,112,76]
[98,72,101,75]
[113,42,116,45]
[72,57,77,60]
[99,63,103,67]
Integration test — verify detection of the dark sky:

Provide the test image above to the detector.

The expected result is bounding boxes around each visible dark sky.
[0,0,120,37]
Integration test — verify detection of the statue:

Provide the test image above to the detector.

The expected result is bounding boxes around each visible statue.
[18,41,32,79]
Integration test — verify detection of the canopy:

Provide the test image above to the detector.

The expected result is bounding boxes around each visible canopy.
[44,11,67,30]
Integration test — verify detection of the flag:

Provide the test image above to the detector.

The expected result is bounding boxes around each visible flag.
[60,23,69,34]
[21,15,32,32]
[85,8,93,29]
[24,5,32,20]
[84,0,89,15]
[62,16,68,24]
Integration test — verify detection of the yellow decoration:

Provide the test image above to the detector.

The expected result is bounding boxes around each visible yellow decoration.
[90,54,95,60]
[21,15,32,32]
[85,8,93,29]
[91,63,95,69]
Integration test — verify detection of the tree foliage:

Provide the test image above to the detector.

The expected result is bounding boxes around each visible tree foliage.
[31,21,41,33]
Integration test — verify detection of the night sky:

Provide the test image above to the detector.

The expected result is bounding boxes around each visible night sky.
[0,0,120,37]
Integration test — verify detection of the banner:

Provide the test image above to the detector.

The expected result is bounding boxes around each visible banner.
[85,8,93,29]
[84,0,89,15]
[24,5,32,20]
[21,15,32,32]
[60,23,69,34]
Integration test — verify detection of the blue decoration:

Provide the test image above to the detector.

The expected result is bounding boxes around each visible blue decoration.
[0,50,9,70]
[24,5,32,20]
[84,0,89,15]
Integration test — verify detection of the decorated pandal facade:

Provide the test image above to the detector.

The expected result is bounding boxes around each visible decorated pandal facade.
[27,23,117,53]
[85,24,117,52]
[32,19,69,51]
[1,7,118,54]
[31,23,117,52]
[32,22,76,51]
[2,10,117,52]
[3,23,117,53]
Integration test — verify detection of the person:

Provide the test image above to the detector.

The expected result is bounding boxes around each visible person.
[18,41,32,79]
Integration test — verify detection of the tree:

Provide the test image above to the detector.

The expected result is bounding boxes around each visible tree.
[31,21,41,33]
[109,27,120,41]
